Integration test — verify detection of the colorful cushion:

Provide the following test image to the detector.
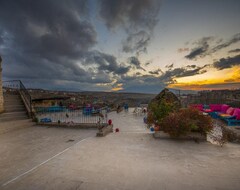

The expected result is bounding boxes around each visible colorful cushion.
[209,104,222,111]
[226,107,235,115]
[232,109,240,120]
[221,105,230,113]
[219,113,232,118]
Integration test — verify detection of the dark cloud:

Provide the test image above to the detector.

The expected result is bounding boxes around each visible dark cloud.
[0,38,3,45]
[1,1,97,64]
[186,65,197,69]
[0,30,3,45]
[99,0,161,55]
[128,56,146,71]
[99,0,161,30]
[114,63,209,93]
[145,62,151,66]
[159,65,208,83]
[0,0,133,91]
[0,0,96,76]
[84,51,130,75]
[120,64,208,93]
[135,72,142,76]
[229,48,240,54]
[211,33,240,54]
[185,48,206,60]
[122,31,150,54]
[166,63,174,69]
[185,34,240,60]
[213,54,240,70]
[185,37,213,60]
[149,69,163,75]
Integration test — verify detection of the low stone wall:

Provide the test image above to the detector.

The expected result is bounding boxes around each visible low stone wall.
[153,131,206,142]
[213,119,240,143]
[96,124,113,137]
[222,125,240,143]
[37,122,105,129]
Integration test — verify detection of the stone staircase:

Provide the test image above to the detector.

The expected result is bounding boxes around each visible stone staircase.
[0,91,29,122]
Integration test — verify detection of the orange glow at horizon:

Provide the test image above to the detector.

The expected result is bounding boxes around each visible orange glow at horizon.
[168,67,240,90]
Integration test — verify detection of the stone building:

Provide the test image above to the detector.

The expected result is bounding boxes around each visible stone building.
[0,55,4,113]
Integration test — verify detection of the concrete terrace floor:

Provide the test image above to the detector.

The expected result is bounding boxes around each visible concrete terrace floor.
[0,109,240,190]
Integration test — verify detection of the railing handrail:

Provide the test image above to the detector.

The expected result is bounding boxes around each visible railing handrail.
[19,80,32,101]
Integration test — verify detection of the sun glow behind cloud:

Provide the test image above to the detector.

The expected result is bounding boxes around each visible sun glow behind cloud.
[169,66,240,90]
[111,83,124,91]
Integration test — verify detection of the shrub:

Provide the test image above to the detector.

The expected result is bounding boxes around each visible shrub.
[160,112,191,137]
[160,108,213,138]
[147,100,176,125]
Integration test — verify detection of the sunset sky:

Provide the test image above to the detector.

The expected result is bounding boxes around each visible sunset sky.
[0,0,239,93]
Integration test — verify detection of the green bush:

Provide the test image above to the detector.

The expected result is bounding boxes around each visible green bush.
[160,108,213,138]
[147,100,176,125]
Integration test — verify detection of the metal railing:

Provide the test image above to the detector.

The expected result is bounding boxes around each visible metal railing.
[35,108,108,125]
[3,80,32,117]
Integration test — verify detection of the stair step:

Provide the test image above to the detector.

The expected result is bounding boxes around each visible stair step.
[0,111,27,116]
[4,94,21,96]
[4,104,25,108]
[4,101,24,104]
[4,100,22,104]
[4,101,22,104]
[4,104,25,107]
[1,91,29,122]
[4,94,21,97]
[3,92,19,96]
[0,115,29,122]
[3,96,21,100]
[4,97,22,101]
[4,98,23,101]
[4,107,26,112]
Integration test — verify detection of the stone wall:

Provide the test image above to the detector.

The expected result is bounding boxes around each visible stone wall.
[0,56,4,113]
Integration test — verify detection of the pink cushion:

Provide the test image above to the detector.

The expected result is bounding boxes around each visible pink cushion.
[221,105,230,113]
[226,107,235,115]
[233,108,240,120]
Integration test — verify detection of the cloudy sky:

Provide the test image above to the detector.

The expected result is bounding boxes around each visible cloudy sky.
[0,0,239,93]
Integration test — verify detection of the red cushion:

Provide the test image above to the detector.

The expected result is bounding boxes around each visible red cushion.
[210,104,222,111]
[233,109,240,120]
[226,107,235,115]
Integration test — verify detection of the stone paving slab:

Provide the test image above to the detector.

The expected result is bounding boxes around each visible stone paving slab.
[0,109,240,190]
[0,126,96,186]
[0,119,33,135]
